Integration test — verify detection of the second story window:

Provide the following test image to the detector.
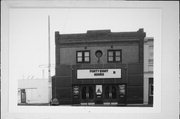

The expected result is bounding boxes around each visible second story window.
[107,50,122,62]
[76,51,90,63]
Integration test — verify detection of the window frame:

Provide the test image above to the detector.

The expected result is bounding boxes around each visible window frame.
[107,49,122,63]
[76,50,90,63]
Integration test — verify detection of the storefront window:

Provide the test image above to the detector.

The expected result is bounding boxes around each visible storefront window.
[73,86,79,95]
[119,85,125,95]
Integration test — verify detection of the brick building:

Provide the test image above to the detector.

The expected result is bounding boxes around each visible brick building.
[52,29,146,105]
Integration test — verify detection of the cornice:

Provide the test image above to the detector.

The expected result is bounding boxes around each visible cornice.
[55,29,146,46]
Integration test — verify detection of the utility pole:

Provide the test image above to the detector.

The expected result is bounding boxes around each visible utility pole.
[48,15,52,104]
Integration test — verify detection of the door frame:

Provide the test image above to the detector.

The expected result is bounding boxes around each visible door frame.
[103,85,119,103]
[80,85,95,103]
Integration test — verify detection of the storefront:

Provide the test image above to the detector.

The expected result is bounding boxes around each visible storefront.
[72,84,126,105]
[72,68,126,105]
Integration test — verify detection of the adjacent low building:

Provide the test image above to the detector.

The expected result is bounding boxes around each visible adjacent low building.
[144,37,153,105]
[18,79,49,105]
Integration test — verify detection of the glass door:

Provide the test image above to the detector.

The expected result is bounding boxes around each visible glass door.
[103,85,118,103]
[80,85,95,103]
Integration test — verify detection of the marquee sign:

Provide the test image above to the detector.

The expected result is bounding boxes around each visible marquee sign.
[77,69,121,79]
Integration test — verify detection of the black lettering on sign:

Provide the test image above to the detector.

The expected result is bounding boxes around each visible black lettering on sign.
[90,69,108,73]
[100,69,108,73]
[94,73,104,76]
[90,69,100,73]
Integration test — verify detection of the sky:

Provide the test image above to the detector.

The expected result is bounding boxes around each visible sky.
[9,8,161,80]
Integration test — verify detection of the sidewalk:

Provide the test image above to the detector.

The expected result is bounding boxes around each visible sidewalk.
[18,103,50,106]
[72,104,153,107]
[18,103,153,107]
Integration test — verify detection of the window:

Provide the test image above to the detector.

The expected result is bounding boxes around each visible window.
[149,78,153,96]
[148,59,153,65]
[76,51,90,63]
[107,50,122,62]
[119,84,126,95]
[73,86,79,95]
[95,50,103,58]
[149,84,153,96]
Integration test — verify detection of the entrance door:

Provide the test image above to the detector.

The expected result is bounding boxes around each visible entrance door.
[103,85,118,103]
[21,89,26,103]
[80,85,95,103]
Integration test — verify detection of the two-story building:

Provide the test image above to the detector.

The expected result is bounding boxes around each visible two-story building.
[52,29,146,106]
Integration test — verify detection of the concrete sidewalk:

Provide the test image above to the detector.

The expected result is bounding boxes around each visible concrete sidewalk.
[18,103,50,106]
[18,103,153,107]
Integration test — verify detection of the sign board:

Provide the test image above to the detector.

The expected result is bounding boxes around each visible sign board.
[77,69,121,79]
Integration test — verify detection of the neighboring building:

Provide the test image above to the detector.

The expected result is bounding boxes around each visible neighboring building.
[144,37,153,105]
[52,29,147,106]
[18,79,49,104]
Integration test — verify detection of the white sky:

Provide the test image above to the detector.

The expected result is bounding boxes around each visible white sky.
[9,8,161,80]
